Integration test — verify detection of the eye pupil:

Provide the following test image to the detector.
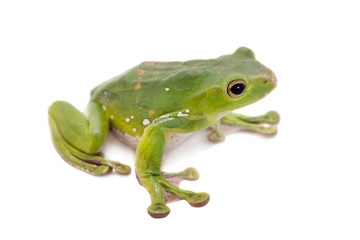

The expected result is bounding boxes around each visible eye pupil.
[227,79,246,98]
[231,83,245,95]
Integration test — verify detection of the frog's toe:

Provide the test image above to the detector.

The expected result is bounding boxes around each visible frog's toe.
[147,203,170,218]
[186,192,210,207]
[265,111,280,123]
[114,164,131,175]
[161,167,200,187]
[94,165,112,175]
[183,167,199,181]
[207,132,225,143]
[260,125,278,135]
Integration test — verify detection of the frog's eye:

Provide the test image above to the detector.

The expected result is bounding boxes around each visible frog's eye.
[227,79,246,98]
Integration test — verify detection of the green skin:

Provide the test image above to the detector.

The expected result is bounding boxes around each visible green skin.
[49,47,279,218]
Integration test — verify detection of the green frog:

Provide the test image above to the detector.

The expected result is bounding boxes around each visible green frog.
[48,47,279,218]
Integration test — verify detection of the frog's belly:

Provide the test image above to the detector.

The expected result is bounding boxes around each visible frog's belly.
[111,126,193,152]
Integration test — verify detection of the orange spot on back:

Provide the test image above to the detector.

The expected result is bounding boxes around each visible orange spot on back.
[149,109,155,115]
[134,82,141,90]
[153,71,160,74]
[137,69,145,75]
[145,62,154,66]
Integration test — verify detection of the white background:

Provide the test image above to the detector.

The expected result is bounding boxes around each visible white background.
[1,0,359,239]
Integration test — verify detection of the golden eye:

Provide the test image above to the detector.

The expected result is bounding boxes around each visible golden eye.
[227,79,246,98]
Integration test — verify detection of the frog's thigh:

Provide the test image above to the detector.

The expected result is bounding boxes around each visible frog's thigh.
[49,100,107,153]
[49,100,130,175]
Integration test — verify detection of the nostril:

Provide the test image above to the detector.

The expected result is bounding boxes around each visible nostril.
[264,79,268,84]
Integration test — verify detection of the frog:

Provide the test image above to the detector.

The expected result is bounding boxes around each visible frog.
[48,47,279,218]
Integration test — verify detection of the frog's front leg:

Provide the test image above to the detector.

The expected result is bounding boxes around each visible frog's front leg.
[136,119,210,218]
[49,101,130,175]
[208,111,280,142]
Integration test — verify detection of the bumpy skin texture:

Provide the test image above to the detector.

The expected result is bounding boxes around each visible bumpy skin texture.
[48,47,279,218]
[91,47,276,136]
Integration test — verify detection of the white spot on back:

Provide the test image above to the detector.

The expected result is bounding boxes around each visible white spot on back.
[152,114,171,123]
[142,119,150,126]
[160,114,170,119]
[110,115,114,120]
[177,112,188,117]
[131,116,134,119]
[102,105,107,111]
[125,118,130,122]
[185,109,190,113]
[165,87,170,92]
[132,128,137,132]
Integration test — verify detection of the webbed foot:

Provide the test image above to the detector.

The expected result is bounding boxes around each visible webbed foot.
[137,167,209,218]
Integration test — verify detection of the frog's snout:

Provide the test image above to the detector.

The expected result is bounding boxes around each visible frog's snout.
[265,73,277,89]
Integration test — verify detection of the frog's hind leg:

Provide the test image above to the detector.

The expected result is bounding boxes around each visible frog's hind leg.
[48,100,130,175]
[207,111,280,142]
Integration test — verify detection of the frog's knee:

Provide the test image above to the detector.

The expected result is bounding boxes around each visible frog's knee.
[48,100,67,116]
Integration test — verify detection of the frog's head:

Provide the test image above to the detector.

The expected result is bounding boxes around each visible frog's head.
[195,47,277,113]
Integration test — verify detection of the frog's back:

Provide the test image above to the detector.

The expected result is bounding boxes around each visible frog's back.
[91,60,185,97]
[96,61,182,89]
[90,60,201,135]
[90,60,188,110]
